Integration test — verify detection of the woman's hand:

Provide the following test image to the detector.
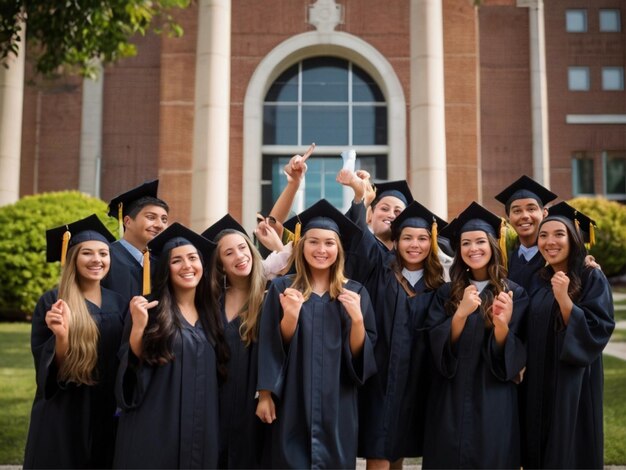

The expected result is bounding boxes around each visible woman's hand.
[492,290,514,327]
[129,296,158,357]
[283,144,314,184]
[338,289,363,321]
[551,271,574,324]
[256,390,277,424]
[255,220,284,252]
[457,285,481,318]
[279,288,304,342]
[45,299,70,340]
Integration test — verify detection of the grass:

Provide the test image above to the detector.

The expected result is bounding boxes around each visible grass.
[0,323,625,465]
[604,354,626,464]
[0,322,35,464]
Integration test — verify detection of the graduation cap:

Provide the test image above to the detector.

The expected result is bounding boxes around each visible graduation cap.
[107,180,161,238]
[440,201,509,265]
[284,199,361,248]
[546,201,596,246]
[494,175,557,214]
[201,214,248,242]
[371,180,414,207]
[46,214,116,266]
[391,201,448,256]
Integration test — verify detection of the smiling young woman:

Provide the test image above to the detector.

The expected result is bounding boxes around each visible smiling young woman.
[523,204,615,469]
[113,223,228,469]
[423,202,528,469]
[24,215,124,469]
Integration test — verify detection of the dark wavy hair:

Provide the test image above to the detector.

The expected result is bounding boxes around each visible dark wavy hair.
[537,216,587,302]
[445,232,508,327]
[389,227,445,292]
[141,240,229,381]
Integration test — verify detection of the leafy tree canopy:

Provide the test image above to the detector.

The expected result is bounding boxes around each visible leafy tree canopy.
[0,0,190,77]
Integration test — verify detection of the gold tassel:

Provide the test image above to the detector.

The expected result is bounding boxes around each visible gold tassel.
[60,229,71,267]
[574,215,581,238]
[589,223,596,248]
[499,218,508,268]
[142,249,151,296]
[117,203,124,239]
[431,219,439,257]
[294,221,302,246]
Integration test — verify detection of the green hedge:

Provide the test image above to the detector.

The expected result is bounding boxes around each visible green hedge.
[0,191,117,320]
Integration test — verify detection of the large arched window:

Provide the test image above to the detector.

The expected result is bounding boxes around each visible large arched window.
[261,56,388,214]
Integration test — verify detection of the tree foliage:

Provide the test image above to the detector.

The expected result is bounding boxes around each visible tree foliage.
[0,0,190,77]
[0,191,118,320]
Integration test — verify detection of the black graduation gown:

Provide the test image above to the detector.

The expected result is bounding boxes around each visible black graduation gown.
[24,287,125,469]
[218,300,267,469]
[523,268,615,469]
[507,245,545,292]
[345,223,435,460]
[257,276,378,469]
[101,241,153,304]
[114,314,220,469]
[423,281,528,469]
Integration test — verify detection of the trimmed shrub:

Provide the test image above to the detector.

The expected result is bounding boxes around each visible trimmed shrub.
[567,197,626,278]
[0,191,117,320]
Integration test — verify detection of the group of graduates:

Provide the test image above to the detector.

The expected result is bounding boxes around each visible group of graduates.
[22,149,615,470]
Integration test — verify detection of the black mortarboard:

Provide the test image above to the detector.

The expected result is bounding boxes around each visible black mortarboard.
[46,214,116,265]
[391,201,448,256]
[371,180,414,207]
[545,201,596,245]
[148,222,217,264]
[440,202,507,259]
[284,199,361,247]
[494,175,557,214]
[201,214,248,242]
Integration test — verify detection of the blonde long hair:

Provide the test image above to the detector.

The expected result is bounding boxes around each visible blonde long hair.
[289,230,347,300]
[57,243,100,385]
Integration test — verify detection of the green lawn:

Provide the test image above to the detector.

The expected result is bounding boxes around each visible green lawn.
[0,322,35,464]
[0,323,625,465]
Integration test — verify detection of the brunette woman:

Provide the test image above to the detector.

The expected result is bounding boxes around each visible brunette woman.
[423,202,528,469]
[523,202,614,469]
[24,215,124,469]
[113,223,228,469]
[256,199,377,469]
[202,214,287,468]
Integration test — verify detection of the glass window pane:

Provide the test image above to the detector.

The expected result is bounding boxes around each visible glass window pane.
[265,64,299,102]
[602,67,624,91]
[353,105,388,145]
[566,10,587,32]
[302,57,348,102]
[302,105,348,145]
[353,64,385,102]
[568,67,590,91]
[303,158,343,208]
[600,9,621,32]
[572,155,594,194]
[357,155,388,180]
[263,105,298,144]
[606,155,626,194]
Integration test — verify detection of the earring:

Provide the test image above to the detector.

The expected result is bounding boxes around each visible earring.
[223,274,228,290]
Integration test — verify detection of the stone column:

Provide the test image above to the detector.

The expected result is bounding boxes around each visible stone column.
[190,0,231,231]
[0,22,25,206]
[78,61,104,197]
[410,0,448,216]
[524,0,551,186]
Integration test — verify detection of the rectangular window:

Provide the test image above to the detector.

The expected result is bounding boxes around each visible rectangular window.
[566,9,587,32]
[599,9,621,32]
[568,67,590,91]
[602,67,624,91]
[572,152,595,195]
[604,151,626,198]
